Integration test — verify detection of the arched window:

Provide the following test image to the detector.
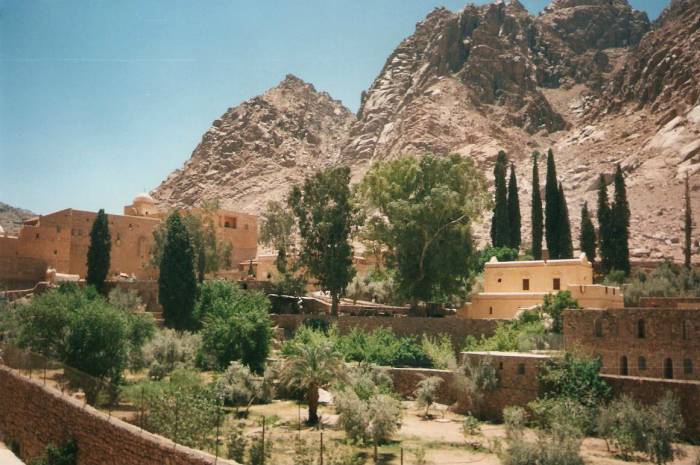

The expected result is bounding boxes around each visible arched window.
[684,359,693,375]
[594,319,604,337]
[620,356,628,376]
[637,319,646,339]
[664,358,674,379]
[638,356,647,371]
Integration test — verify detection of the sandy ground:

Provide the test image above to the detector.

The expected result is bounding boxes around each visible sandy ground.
[0,442,25,465]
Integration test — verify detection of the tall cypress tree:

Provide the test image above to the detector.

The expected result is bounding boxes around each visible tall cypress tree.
[685,174,693,270]
[490,150,510,248]
[531,152,544,260]
[544,149,560,259]
[507,163,521,250]
[579,201,597,263]
[610,165,631,274]
[557,183,573,259]
[86,209,111,292]
[159,211,197,331]
[597,175,612,273]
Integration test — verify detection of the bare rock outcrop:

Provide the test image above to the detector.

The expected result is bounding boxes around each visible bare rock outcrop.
[152,75,355,212]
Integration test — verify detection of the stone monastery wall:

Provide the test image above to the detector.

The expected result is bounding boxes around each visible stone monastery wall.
[271,314,500,350]
[0,366,236,465]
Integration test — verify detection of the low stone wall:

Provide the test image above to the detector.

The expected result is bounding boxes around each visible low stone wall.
[387,352,546,421]
[271,314,500,350]
[638,297,700,308]
[0,366,236,465]
[602,374,700,438]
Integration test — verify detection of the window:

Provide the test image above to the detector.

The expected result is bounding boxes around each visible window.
[684,359,693,375]
[223,216,237,229]
[637,319,646,339]
[664,358,674,379]
[638,356,646,371]
[594,319,603,337]
[516,363,525,375]
[522,279,530,291]
[553,278,560,290]
[620,356,628,376]
[489,307,493,315]
[497,278,502,283]
[35,233,40,239]
[498,362,504,370]
[53,250,57,255]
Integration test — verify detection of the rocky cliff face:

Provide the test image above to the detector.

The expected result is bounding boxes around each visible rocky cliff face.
[152,75,355,212]
[0,202,34,235]
[153,0,700,262]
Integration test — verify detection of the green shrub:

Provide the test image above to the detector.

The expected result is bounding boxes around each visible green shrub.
[293,438,317,465]
[414,376,444,418]
[326,444,365,465]
[477,247,519,272]
[226,422,247,462]
[528,397,594,437]
[597,393,684,465]
[248,434,272,465]
[336,364,394,401]
[128,370,218,450]
[454,357,498,418]
[335,378,402,445]
[336,327,432,368]
[540,290,579,334]
[622,260,700,306]
[197,280,273,373]
[462,415,481,436]
[214,361,274,413]
[538,352,611,410]
[142,328,200,379]
[29,440,77,465]
[421,334,456,369]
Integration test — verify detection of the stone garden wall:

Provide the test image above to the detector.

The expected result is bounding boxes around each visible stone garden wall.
[0,366,236,465]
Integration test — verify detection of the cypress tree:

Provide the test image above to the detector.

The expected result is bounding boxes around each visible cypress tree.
[507,163,521,250]
[579,201,597,263]
[544,149,560,258]
[610,165,631,274]
[490,150,510,248]
[531,152,544,260]
[86,209,111,292]
[158,211,197,331]
[597,175,612,273]
[557,183,573,259]
[685,174,693,270]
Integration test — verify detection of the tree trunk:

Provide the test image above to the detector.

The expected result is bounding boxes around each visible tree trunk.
[307,383,320,425]
[330,293,339,317]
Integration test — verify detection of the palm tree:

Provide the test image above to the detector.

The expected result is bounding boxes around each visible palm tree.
[281,331,345,425]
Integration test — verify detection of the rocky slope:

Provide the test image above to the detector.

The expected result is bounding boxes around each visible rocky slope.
[152,75,356,212]
[153,0,700,261]
[0,202,34,235]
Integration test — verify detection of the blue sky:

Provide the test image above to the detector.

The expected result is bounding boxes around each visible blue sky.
[0,0,668,215]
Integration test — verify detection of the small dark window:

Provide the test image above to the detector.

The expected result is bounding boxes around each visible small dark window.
[35,233,40,239]
[684,359,693,375]
[497,278,502,283]
[637,319,646,339]
[489,306,493,315]
[523,279,530,290]
[594,319,603,337]
[553,278,560,290]
[516,363,526,375]
[53,250,57,255]
[638,356,646,371]
[266,273,272,280]
[499,362,504,370]
[620,356,628,376]
[664,358,674,379]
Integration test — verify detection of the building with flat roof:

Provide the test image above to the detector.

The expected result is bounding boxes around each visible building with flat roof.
[460,253,623,319]
[0,194,257,288]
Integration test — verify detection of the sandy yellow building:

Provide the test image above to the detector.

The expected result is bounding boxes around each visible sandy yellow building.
[460,253,623,319]
[0,194,257,288]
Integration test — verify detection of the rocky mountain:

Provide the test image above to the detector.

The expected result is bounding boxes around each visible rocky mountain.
[0,202,34,235]
[153,0,700,262]
[153,75,356,213]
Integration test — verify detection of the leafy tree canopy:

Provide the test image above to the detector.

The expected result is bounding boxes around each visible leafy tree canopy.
[357,154,491,305]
